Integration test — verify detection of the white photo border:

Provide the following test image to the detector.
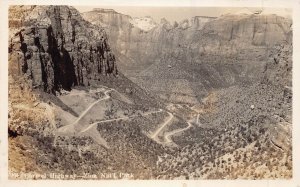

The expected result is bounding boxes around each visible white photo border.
[0,0,299,187]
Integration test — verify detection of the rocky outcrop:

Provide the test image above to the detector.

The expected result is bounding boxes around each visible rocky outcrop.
[9,6,118,94]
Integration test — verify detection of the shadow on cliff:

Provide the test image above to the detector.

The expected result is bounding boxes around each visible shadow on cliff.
[47,26,77,92]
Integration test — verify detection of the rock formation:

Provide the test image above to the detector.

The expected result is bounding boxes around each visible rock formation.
[9,5,118,94]
[82,9,292,104]
[82,9,292,62]
[7,6,293,180]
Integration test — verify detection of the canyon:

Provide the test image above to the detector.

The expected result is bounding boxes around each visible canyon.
[8,5,292,179]
[82,8,292,103]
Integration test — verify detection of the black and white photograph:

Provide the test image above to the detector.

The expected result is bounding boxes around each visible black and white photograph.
[0,0,299,185]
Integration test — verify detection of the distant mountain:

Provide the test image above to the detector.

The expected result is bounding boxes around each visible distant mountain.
[82,8,292,104]
[82,8,291,59]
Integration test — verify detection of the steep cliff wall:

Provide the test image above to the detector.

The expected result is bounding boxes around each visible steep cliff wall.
[82,9,292,103]
[81,8,134,58]
[82,11,217,65]
[199,14,292,53]
[82,10,292,63]
[9,6,118,94]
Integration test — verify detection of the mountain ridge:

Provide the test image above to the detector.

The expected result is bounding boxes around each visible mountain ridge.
[82,8,292,103]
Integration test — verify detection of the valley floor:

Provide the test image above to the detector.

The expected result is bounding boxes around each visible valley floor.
[54,86,198,147]
[8,80,292,179]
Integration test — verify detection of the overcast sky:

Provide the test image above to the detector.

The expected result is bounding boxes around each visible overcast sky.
[74,6,291,22]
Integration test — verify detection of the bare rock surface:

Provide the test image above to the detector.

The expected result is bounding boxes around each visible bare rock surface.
[82,9,292,103]
[9,5,118,93]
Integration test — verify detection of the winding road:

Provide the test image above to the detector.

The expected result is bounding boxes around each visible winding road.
[70,89,113,126]
[54,87,169,146]
[80,117,127,133]
[80,109,164,133]
[164,122,193,144]
[54,86,197,147]
[150,111,174,140]
[57,89,113,134]
[158,104,202,145]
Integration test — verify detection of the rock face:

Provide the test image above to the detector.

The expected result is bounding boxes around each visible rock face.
[82,9,292,103]
[81,8,134,58]
[9,6,118,94]
[82,9,292,63]
[81,10,219,86]
[202,14,292,47]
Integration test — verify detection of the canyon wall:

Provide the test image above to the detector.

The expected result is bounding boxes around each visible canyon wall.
[82,9,292,103]
[82,9,292,64]
[9,6,118,94]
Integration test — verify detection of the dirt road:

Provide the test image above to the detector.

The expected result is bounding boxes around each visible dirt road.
[164,122,192,144]
[151,111,174,140]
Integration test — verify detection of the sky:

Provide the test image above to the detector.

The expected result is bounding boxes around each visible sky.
[74,6,292,22]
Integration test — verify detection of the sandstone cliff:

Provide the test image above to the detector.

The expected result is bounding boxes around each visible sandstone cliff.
[82,9,292,63]
[9,6,118,94]
[199,14,292,52]
[82,9,292,104]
